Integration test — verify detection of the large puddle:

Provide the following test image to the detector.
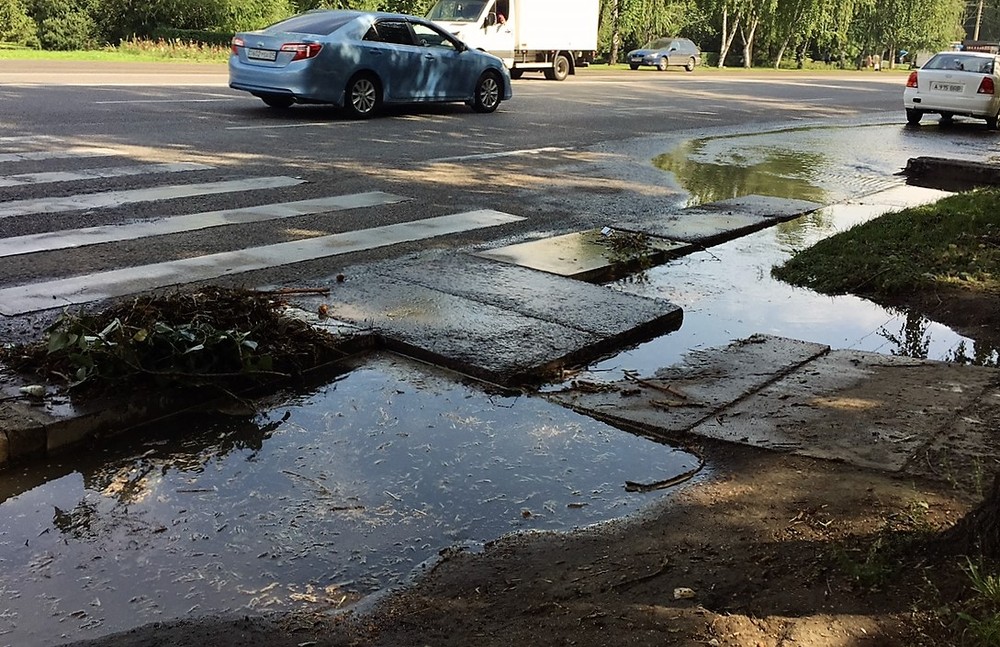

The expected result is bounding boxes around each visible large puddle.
[0,355,696,646]
[584,125,1000,377]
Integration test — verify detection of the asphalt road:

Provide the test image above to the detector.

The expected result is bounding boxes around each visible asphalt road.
[0,60,925,339]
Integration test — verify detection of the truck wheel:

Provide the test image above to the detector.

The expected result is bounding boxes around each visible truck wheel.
[544,54,570,81]
[509,69,523,79]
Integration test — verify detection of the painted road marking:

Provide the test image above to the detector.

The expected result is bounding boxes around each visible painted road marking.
[0,210,525,315]
[0,162,214,188]
[226,122,350,131]
[0,147,123,163]
[0,176,305,218]
[0,192,409,258]
[94,99,236,104]
[426,146,567,164]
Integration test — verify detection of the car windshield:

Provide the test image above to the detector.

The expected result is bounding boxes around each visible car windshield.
[923,53,994,74]
[262,11,355,36]
[644,38,677,50]
[427,0,488,21]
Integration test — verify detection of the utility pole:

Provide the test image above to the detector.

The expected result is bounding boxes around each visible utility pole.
[973,0,984,40]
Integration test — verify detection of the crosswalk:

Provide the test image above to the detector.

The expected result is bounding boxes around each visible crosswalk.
[0,140,525,318]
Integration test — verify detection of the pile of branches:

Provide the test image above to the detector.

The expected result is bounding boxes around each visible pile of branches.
[1,287,345,394]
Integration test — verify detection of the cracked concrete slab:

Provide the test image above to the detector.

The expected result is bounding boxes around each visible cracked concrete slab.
[366,250,682,339]
[551,334,1000,473]
[476,229,692,281]
[614,195,823,244]
[550,334,830,434]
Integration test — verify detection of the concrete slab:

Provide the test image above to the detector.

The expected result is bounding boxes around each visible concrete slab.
[615,195,823,245]
[298,273,603,384]
[365,250,682,340]
[476,229,692,282]
[690,351,999,471]
[476,196,821,282]
[550,334,1000,473]
[903,156,1000,190]
[549,334,830,433]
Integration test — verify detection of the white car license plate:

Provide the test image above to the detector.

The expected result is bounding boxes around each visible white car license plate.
[930,81,964,92]
[247,48,277,61]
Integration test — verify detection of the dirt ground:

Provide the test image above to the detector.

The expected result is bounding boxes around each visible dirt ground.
[67,288,1000,647]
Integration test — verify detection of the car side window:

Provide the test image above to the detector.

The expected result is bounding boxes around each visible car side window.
[411,23,458,51]
[372,21,415,46]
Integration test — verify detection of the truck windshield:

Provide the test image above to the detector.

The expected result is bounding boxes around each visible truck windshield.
[427,0,489,21]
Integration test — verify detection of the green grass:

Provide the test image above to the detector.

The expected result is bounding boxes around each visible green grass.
[0,40,228,63]
[773,188,1000,298]
[958,559,1000,646]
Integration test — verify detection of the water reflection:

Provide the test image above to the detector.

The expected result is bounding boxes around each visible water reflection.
[880,311,998,367]
[585,192,997,378]
[0,355,696,646]
[655,139,827,206]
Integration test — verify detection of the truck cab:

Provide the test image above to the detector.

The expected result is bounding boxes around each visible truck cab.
[426,0,598,80]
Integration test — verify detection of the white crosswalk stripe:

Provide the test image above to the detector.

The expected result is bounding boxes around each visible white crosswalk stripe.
[0,147,123,163]
[0,192,409,258]
[0,142,524,316]
[0,176,306,218]
[0,210,523,315]
[0,162,214,188]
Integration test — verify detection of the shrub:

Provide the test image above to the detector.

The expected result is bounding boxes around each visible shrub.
[0,0,39,47]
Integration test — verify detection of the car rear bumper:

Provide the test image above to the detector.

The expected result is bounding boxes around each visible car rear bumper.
[904,87,1000,118]
[229,57,342,105]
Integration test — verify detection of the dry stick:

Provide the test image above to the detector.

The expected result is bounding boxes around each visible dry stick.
[252,288,331,296]
[623,372,689,399]
[610,557,672,591]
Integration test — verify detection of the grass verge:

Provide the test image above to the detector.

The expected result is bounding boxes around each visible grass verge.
[773,188,1000,298]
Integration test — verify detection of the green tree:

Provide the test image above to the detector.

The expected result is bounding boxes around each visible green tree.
[0,0,39,46]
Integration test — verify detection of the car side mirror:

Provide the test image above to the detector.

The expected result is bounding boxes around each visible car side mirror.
[485,13,496,27]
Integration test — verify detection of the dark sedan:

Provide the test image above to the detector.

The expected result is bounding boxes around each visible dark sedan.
[627,37,700,72]
[229,9,512,118]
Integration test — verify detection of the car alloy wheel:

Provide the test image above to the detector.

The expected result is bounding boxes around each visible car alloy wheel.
[472,72,501,113]
[657,56,668,71]
[346,74,379,119]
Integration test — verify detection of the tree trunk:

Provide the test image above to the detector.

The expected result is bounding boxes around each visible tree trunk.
[719,15,740,68]
[739,18,758,69]
[718,6,728,68]
[940,472,1000,556]
[608,0,622,65]
[775,36,791,69]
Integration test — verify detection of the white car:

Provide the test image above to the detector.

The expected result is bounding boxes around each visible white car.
[904,51,1000,128]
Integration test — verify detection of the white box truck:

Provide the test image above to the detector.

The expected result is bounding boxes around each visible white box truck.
[426,0,599,80]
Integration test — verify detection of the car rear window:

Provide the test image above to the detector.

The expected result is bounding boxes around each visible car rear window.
[263,12,355,36]
[924,53,994,74]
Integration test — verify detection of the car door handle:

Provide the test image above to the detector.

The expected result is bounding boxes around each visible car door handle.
[424,54,435,60]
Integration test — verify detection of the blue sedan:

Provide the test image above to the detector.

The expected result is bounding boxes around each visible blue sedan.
[229,10,512,118]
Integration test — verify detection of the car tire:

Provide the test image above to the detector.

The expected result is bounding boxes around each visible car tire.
[544,54,570,81]
[261,95,293,109]
[629,63,640,70]
[905,108,923,125]
[657,56,668,71]
[344,73,381,119]
[509,68,523,79]
[987,112,999,130]
[685,57,696,72]
[472,71,502,113]
[940,112,954,124]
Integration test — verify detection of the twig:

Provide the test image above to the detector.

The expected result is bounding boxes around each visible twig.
[610,558,671,591]
[251,287,331,296]
[623,373,690,399]
[625,461,704,493]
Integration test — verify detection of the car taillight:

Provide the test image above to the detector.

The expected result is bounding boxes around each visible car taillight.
[231,37,244,56]
[280,43,323,61]
[978,76,996,95]
[906,71,918,88]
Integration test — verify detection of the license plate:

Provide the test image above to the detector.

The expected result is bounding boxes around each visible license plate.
[247,48,277,61]
[930,81,964,92]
